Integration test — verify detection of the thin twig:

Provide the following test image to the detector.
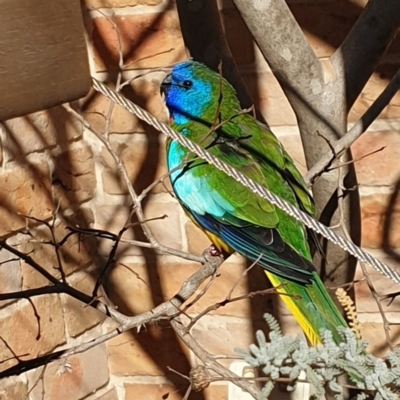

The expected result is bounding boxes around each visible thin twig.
[18,212,67,283]
[0,250,223,379]
[63,104,170,251]
[170,315,259,399]
[185,288,279,332]
[226,256,261,300]
[0,337,27,363]
[66,221,205,263]
[27,364,48,398]
[360,263,394,350]
[0,239,130,325]
[328,146,386,171]
[92,224,129,298]
[182,268,220,314]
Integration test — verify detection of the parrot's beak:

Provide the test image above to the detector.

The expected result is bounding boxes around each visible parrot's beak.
[160,73,172,95]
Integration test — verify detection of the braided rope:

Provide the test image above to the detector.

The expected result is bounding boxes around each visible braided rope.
[92,78,400,285]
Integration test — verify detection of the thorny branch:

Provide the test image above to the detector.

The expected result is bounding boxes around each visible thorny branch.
[0,230,272,399]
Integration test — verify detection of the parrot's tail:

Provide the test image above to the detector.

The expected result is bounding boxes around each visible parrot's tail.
[185,209,348,344]
[266,271,348,345]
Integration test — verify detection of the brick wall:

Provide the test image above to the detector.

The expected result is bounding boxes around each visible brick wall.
[0,1,399,399]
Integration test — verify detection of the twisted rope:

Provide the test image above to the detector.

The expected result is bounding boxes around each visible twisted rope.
[92,78,400,285]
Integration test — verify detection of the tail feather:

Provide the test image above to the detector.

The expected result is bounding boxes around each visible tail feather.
[266,271,347,345]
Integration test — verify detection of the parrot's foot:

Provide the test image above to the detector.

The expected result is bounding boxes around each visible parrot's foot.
[202,245,225,273]
[209,244,221,257]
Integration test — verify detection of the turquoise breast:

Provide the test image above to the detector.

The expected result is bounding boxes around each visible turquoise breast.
[167,140,233,218]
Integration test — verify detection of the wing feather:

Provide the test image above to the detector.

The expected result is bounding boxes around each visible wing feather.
[168,114,317,282]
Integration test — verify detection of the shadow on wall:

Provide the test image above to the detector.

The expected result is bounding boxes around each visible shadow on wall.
[0,106,103,376]
[0,107,98,273]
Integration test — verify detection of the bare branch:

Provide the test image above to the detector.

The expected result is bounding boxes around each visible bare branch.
[170,316,259,399]
[0,239,60,287]
[231,0,324,101]
[185,287,279,332]
[304,68,400,184]
[0,250,223,379]
[92,224,129,298]
[27,364,47,398]
[0,239,130,325]
[62,104,186,255]
[330,147,385,171]
[332,0,400,108]
[20,208,68,283]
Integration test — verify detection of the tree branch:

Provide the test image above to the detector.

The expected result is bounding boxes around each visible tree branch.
[0,239,131,325]
[63,104,205,263]
[332,0,400,109]
[171,316,259,399]
[304,68,400,184]
[0,249,224,379]
[231,0,324,103]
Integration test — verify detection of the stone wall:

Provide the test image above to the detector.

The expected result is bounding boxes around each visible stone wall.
[0,0,399,399]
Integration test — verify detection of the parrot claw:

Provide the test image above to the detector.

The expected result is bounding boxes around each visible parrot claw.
[209,244,221,257]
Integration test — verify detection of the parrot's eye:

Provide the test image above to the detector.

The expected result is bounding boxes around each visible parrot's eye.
[182,80,193,89]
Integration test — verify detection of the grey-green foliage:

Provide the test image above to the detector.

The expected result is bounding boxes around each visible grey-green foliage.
[235,313,400,400]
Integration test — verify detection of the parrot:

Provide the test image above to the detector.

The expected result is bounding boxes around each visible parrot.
[160,60,348,345]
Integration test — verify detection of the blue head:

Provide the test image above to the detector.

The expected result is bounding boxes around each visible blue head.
[160,61,240,126]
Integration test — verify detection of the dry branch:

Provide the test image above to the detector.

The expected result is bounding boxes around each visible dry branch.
[171,316,259,398]
[334,0,400,108]
[0,248,224,379]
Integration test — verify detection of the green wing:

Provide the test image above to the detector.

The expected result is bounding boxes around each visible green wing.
[170,115,347,344]
[206,114,315,258]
